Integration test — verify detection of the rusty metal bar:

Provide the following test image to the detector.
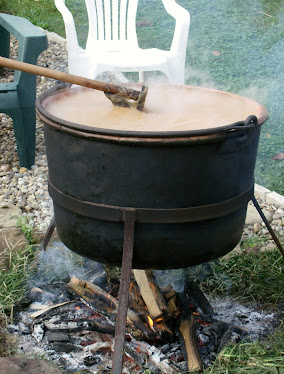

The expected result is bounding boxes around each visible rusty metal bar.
[49,178,254,224]
[39,215,56,251]
[252,196,284,258]
[112,208,136,374]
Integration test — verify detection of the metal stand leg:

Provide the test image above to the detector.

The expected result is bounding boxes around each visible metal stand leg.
[252,195,284,258]
[112,209,136,374]
[39,215,56,251]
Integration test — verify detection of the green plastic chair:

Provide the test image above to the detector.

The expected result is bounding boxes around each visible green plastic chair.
[0,13,48,168]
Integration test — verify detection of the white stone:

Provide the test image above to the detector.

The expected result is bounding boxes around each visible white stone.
[266,191,284,208]
[245,205,273,225]
[254,184,271,201]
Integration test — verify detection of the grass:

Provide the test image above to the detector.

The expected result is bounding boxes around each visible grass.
[0,245,35,322]
[201,245,284,305]
[202,322,284,374]
[0,0,283,194]
[0,0,62,32]
[15,216,36,245]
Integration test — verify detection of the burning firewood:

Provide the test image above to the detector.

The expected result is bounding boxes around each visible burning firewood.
[133,270,173,340]
[163,284,180,318]
[184,279,214,319]
[178,291,203,372]
[133,270,168,319]
[179,315,203,372]
[67,276,154,340]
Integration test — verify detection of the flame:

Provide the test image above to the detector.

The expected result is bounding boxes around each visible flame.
[147,316,154,328]
[129,281,133,292]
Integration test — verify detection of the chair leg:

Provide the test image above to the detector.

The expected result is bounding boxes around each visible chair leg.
[10,107,36,169]
[167,62,185,85]
[139,71,145,83]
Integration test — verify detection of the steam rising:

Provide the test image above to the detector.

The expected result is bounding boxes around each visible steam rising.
[44,84,266,132]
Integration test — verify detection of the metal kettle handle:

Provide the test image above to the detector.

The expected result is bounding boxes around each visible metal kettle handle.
[230,115,258,131]
[220,116,259,153]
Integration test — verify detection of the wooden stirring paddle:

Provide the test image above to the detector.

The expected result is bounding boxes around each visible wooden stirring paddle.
[0,56,148,111]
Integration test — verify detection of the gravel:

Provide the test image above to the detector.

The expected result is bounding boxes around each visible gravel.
[0,34,283,247]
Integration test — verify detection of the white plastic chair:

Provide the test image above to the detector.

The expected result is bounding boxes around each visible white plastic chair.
[54,0,190,84]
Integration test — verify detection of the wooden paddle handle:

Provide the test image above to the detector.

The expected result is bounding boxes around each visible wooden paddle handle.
[0,56,140,100]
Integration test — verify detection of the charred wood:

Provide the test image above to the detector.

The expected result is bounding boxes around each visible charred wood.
[163,284,177,300]
[184,279,214,319]
[177,291,203,372]
[52,341,83,353]
[46,331,70,342]
[217,324,249,353]
[178,314,203,372]
[67,276,154,340]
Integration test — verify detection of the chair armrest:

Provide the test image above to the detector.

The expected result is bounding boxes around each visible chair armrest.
[0,13,48,62]
[161,0,190,55]
[54,0,80,51]
[0,13,48,102]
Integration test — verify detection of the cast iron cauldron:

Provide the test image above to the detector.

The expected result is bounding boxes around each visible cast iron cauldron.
[36,84,268,269]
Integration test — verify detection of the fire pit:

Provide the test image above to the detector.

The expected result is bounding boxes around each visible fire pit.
[36,83,268,373]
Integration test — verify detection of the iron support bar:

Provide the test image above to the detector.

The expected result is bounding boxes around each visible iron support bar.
[112,208,136,374]
[252,196,284,258]
[48,178,254,224]
[39,215,56,251]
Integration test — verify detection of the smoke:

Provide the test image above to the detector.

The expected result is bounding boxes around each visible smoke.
[30,240,106,287]
[154,261,225,294]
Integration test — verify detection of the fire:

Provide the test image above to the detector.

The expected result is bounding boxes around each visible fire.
[147,316,154,328]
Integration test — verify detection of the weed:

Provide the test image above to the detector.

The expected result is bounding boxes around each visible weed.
[203,322,284,374]
[15,216,35,244]
[0,245,35,322]
[202,247,284,305]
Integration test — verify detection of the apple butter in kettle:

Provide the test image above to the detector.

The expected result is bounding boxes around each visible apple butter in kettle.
[45,85,265,132]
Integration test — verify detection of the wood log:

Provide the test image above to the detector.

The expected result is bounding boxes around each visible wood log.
[133,270,168,319]
[167,294,180,319]
[177,290,203,372]
[163,284,177,300]
[30,301,73,319]
[184,279,214,319]
[69,276,116,311]
[68,276,154,339]
[128,281,148,316]
[179,314,203,372]
[67,280,114,317]
[44,316,115,335]
[133,270,174,339]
